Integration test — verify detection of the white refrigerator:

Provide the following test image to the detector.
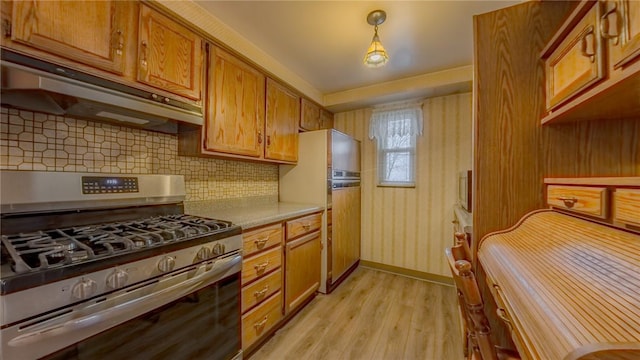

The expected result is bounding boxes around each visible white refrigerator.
[279,129,361,293]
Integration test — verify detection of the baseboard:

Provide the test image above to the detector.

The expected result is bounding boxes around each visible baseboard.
[359,260,454,286]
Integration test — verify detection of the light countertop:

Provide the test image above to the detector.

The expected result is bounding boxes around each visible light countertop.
[184,197,324,230]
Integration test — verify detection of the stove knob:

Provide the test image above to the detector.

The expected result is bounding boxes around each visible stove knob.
[158,256,176,273]
[212,243,225,256]
[106,269,129,289]
[196,247,212,261]
[72,278,98,300]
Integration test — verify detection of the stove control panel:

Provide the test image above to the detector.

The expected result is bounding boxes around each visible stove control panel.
[82,176,139,194]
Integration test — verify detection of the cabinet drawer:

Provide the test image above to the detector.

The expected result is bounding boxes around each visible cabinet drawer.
[545,2,604,110]
[286,212,322,240]
[547,185,607,218]
[243,224,283,257]
[242,268,282,313]
[242,246,281,285]
[613,189,640,227]
[242,290,282,350]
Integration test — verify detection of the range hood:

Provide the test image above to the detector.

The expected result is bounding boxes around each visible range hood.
[1,50,203,134]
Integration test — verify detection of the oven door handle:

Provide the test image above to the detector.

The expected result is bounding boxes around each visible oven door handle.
[7,253,241,348]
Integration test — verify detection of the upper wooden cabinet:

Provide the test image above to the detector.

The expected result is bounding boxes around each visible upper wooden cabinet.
[545,2,604,110]
[300,98,333,131]
[9,1,130,74]
[605,0,640,69]
[541,0,640,124]
[204,46,265,158]
[265,78,299,163]
[137,4,203,101]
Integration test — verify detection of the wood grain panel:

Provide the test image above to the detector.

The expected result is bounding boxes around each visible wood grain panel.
[546,185,607,218]
[205,45,265,157]
[242,268,282,313]
[613,189,640,227]
[479,210,640,360]
[286,212,321,240]
[137,4,203,100]
[242,246,281,286]
[243,224,283,258]
[331,186,361,282]
[285,231,321,313]
[473,1,576,350]
[242,290,283,351]
[333,93,472,278]
[11,1,128,74]
[265,78,300,163]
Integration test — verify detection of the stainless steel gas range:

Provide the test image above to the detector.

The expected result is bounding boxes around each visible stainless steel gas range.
[0,171,243,360]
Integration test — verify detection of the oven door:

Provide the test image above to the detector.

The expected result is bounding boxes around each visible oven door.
[1,252,242,360]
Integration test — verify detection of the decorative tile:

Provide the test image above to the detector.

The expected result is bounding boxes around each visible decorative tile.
[1,107,279,201]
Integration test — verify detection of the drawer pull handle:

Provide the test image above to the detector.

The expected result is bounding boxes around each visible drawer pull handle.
[302,223,311,231]
[580,25,596,63]
[496,308,513,330]
[254,238,269,249]
[114,29,124,56]
[254,286,269,299]
[600,1,619,45]
[254,261,270,274]
[557,196,578,208]
[140,40,148,68]
[254,316,268,330]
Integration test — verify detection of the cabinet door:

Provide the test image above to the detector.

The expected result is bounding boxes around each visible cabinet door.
[300,98,320,131]
[604,0,640,68]
[11,1,128,74]
[331,186,361,283]
[285,231,321,313]
[205,46,265,157]
[320,109,334,130]
[545,3,604,110]
[265,79,300,162]
[137,4,203,101]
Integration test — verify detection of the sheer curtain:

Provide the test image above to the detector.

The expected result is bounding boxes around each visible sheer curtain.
[369,104,423,186]
[368,105,423,140]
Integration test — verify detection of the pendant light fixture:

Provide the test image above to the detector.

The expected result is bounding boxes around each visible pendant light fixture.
[363,9,389,68]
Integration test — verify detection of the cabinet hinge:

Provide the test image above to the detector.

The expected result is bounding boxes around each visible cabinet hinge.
[2,19,11,38]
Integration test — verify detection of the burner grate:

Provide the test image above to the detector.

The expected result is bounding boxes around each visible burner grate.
[1,215,233,273]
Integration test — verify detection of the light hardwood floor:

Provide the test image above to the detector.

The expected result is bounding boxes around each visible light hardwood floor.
[250,267,463,360]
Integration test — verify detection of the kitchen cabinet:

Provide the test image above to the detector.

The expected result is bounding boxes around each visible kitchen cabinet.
[8,1,130,74]
[605,0,640,69]
[541,0,640,124]
[204,45,265,157]
[284,213,322,314]
[544,2,604,110]
[300,98,333,131]
[265,78,300,163]
[137,4,203,101]
[331,186,361,282]
[545,177,640,233]
[240,224,283,351]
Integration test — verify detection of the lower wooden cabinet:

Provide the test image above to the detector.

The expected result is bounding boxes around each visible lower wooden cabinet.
[240,211,323,352]
[285,231,321,313]
[241,291,283,350]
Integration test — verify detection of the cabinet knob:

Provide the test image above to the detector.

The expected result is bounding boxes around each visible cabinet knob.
[140,40,148,68]
[257,130,263,144]
[254,261,270,274]
[580,26,596,63]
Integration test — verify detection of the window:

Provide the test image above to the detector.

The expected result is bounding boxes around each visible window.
[369,105,423,187]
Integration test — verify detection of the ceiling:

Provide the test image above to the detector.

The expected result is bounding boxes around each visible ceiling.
[191,1,520,111]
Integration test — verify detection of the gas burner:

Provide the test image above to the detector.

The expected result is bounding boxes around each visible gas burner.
[1,214,234,274]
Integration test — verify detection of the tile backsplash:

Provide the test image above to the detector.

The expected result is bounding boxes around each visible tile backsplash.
[0,107,278,201]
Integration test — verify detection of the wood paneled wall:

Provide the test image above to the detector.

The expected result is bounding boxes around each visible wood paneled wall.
[473,0,640,251]
[334,93,472,277]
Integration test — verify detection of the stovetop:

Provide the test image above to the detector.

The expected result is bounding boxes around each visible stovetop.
[1,214,235,274]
